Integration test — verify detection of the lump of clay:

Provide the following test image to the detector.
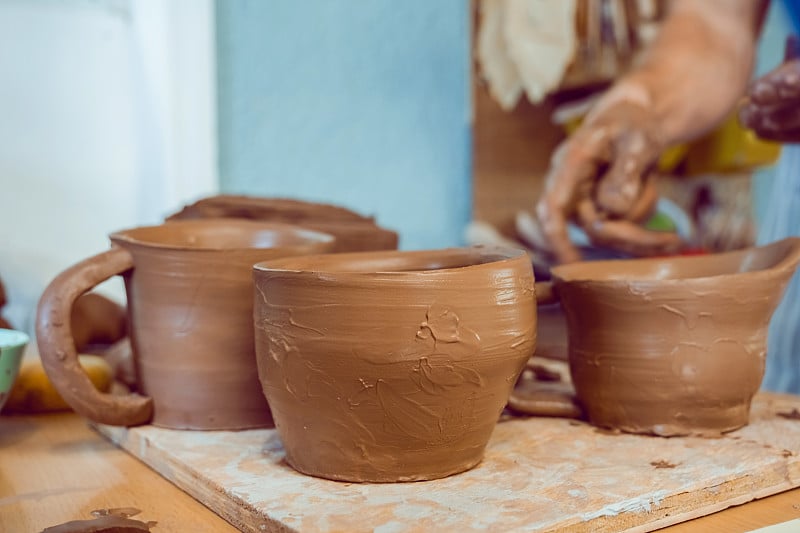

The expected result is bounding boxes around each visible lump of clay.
[71,292,127,352]
[41,507,156,533]
[167,195,399,252]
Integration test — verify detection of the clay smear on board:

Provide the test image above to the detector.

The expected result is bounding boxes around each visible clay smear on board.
[41,507,156,533]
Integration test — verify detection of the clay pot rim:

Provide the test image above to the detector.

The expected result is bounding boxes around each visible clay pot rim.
[109,219,335,252]
[173,195,375,223]
[253,245,527,277]
[171,213,392,231]
[293,220,398,233]
[550,237,800,288]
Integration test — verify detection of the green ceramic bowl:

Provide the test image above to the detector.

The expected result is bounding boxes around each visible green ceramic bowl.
[0,328,29,412]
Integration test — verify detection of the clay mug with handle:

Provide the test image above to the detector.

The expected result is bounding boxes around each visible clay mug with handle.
[36,219,334,430]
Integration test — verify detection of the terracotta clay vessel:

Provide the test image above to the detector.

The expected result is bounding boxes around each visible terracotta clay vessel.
[253,247,536,482]
[37,219,334,429]
[168,195,399,252]
[512,237,800,436]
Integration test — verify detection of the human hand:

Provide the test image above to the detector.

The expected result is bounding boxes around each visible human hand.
[740,58,800,143]
[534,98,684,263]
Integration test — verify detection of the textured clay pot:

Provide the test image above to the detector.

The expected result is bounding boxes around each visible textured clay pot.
[253,247,536,482]
[168,195,399,252]
[37,219,334,429]
[512,237,800,436]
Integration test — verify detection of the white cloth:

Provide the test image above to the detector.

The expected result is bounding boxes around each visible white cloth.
[477,0,577,109]
[759,144,800,393]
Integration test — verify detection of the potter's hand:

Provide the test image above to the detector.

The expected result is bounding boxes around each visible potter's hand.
[534,99,683,263]
[740,59,800,143]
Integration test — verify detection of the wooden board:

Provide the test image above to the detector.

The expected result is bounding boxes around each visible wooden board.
[94,393,800,532]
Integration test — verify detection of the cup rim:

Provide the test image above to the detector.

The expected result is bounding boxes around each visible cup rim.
[550,237,800,288]
[0,328,30,349]
[253,245,528,277]
[109,219,335,253]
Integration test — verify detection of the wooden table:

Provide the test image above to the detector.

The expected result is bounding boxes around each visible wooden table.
[2,413,799,532]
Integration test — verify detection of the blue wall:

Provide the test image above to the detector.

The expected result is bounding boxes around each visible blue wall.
[751,0,793,228]
[216,0,471,250]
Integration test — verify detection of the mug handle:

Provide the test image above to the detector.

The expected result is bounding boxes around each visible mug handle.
[36,246,153,426]
[506,281,582,419]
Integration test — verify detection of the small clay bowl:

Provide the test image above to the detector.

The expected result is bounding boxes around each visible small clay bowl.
[0,329,29,412]
[253,247,536,482]
[548,237,800,437]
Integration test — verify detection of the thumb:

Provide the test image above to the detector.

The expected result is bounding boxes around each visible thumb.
[595,131,657,217]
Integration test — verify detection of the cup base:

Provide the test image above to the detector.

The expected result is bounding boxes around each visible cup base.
[283,452,484,483]
[149,411,275,431]
[584,402,752,437]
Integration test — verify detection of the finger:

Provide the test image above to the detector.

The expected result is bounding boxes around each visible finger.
[625,177,659,224]
[750,59,800,105]
[535,134,609,264]
[535,198,582,264]
[576,199,684,257]
[595,131,657,217]
[748,126,800,143]
[589,220,685,257]
[541,131,608,208]
[740,102,800,139]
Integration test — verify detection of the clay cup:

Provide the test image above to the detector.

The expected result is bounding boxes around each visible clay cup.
[37,219,334,429]
[513,237,800,436]
[253,247,536,482]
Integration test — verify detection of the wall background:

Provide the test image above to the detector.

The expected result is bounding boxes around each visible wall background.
[215,0,472,250]
[0,0,216,335]
[751,0,792,227]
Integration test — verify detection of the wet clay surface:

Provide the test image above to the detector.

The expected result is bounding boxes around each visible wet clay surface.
[550,237,800,436]
[252,247,536,482]
[42,508,156,533]
[37,220,334,429]
[168,195,399,252]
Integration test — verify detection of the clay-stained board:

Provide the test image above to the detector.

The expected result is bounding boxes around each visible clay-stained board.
[94,393,800,532]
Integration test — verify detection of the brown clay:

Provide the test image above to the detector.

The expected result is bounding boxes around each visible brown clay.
[515,237,800,436]
[42,508,155,533]
[168,195,399,252]
[37,219,334,429]
[0,275,10,329]
[252,247,536,482]
[168,194,374,223]
[507,359,580,418]
[71,292,127,352]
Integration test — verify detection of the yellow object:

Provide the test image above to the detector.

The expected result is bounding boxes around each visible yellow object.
[4,355,113,413]
[561,109,780,175]
[685,112,782,175]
